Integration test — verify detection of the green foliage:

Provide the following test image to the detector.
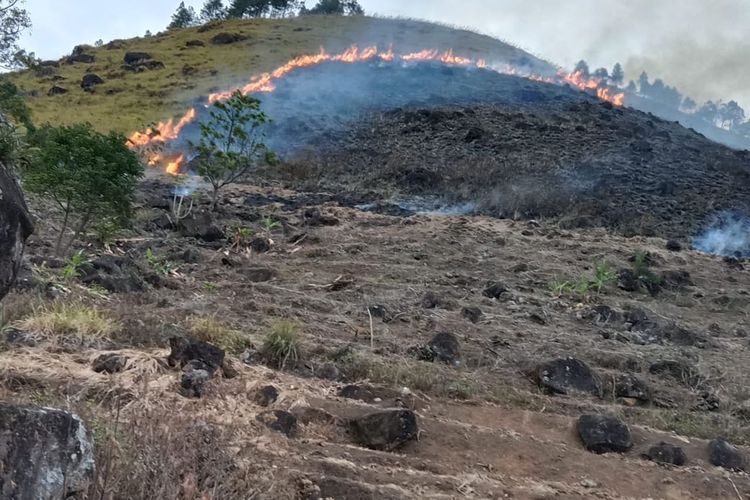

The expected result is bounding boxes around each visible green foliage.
[229,224,255,250]
[61,250,88,280]
[260,215,280,233]
[92,218,122,246]
[261,320,301,369]
[145,248,173,276]
[632,251,663,286]
[200,0,227,21]
[24,123,143,256]
[168,2,197,29]
[303,0,363,15]
[550,260,617,297]
[193,90,274,210]
[0,1,31,69]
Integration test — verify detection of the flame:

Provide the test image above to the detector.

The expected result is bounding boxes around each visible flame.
[129,45,626,175]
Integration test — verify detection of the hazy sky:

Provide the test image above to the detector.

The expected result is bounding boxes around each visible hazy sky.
[20,0,750,110]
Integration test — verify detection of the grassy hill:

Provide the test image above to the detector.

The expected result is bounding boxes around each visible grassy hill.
[9,16,548,134]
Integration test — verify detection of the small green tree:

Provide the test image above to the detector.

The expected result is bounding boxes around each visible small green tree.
[0,1,31,69]
[611,63,624,86]
[168,1,197,29]
[200,0,227,22]
[193,90,275,210]
[24,123,143,256]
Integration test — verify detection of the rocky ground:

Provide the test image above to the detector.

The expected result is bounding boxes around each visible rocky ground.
[2,173,749,498]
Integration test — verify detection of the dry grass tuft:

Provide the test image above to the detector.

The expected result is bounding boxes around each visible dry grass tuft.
[17,301,120,345]
[185,314,252,354]
[261,320,301,369]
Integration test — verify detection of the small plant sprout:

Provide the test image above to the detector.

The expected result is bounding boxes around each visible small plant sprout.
[229,224,255,251]
[550,260,617,297]
[61,250,88,280]
[592,261,618,293]
[145,248,173,276]
[260,215,280,235]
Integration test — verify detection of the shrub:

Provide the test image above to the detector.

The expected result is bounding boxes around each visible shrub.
[260,320,301,369]
[24,123,143,256]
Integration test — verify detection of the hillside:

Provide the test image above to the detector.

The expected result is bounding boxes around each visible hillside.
[8,16,549,133]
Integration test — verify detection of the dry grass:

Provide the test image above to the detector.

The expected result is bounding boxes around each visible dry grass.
[16,301,120,345]
[7,16,525,134]
[185,314,253,353]
[261,320,301,369]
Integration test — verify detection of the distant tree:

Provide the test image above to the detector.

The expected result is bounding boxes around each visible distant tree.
[637,71,650,94]
[269,0,301,17]
[696,100,719,125]
[144,30,153,37]
[718,100,746,130]
[227,0,273,17]
[305,0,364,15]
[193,91,276,210]
[593,67,609,80]
[0,80,32,130]
[0,0,31,69]
[168,1,197,29]
[681,96,697,113]
[611,63,624,85]
[573,60,589,78]
[24,123,143,256]
[200,0,227,21]
[625,80,637,93]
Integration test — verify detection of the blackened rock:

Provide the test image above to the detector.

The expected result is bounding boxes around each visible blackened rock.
[186,39,205,47]
[427,332,461,366]
[81,73,104,89]
[211,32,247,45]
[708,438,746,471]
[536,358,602,397]
[79,255,145,293]
[179,211,224,241]
[643,442,687,466]
[350,409,418,451]
[421,291,441,309]
[464,126,484,143]
[587,305,622,325]
[649,359,699,386]
[257,410,298,437]
[577,414,633,454]
[662,270,693,289]
[168,336,225,375]
[249,237,271,253]
[47,85,68,96]
[0,160,34,301]
[254,385,279,407]
[483,281,508,299]
[461,306,482,324]
[180,362,211,398]
[0,403,95,499]
[68,53,95,64]
[92,353,128,374]
[243,267,276,282]
[123,51,152,64]
[614,373,651,402]
[666,240,683,252]
[304,208,339,226]
[618,269,641,292]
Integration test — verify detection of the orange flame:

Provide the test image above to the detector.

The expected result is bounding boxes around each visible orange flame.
[129,45,626,174]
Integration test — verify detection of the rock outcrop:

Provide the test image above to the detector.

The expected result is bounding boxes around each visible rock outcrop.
[0,160,33,301]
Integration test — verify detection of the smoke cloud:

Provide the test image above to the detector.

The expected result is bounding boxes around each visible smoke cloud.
[693,214,750,258]
[365,0,750,111]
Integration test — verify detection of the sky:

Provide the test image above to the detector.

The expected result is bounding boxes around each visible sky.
[19,0,750,110]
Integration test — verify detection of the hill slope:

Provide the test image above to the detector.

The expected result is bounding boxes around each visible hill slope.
[9,16,549,133]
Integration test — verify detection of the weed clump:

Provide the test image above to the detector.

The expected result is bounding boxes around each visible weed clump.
[260,320,301,369]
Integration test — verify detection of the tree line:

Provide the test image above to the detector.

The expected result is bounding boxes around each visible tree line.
[575,59,747,133]
[169,0,364,29]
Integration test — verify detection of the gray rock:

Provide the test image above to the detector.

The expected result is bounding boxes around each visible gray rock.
[0,403,95,499]
[0,160,33,301]
[257,410,297,437]
[708,438,746,471]
[536,358,602,397]
[643,442,687,466]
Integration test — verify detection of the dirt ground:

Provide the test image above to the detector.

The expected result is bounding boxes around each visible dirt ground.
[2,174,749,499]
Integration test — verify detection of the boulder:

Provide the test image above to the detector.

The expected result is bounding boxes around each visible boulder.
[47,86,68,96]
[0,403,95,499]
[461,306,483,324]
[123,51,152,64]
[254,385,279,407]
[643,442,687,466]
[303,208,339,226]
[577,414,633,454]
[256,410,298,437]
[186,39,205,47]
[179,211,224,241]
[92,353,128,374]
[350,409,418,451]
[0,160,33,301]
[708,438,746,471]
[210,32,247,45]
[614,373,652,402]
[536,358,602,397]
[68,53,95,64]
[426,332,461,366]
[180,360,212,398]
[79,255,145,293]
[167,336,225,375]
[81,73,104,90]
[483,281,508,299]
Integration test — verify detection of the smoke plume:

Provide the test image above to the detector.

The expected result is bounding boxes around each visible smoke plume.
[693,214,750,258]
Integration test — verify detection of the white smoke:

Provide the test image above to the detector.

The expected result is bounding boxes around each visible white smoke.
[693,215,750,257]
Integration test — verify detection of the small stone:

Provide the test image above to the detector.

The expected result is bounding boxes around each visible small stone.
[254,385,279,407]
[256,410,298,437]
[483,281,508,299]
[580,479,597,488]
[427,332,461,366]
[643,442,687,466]
[461,306,483,324]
